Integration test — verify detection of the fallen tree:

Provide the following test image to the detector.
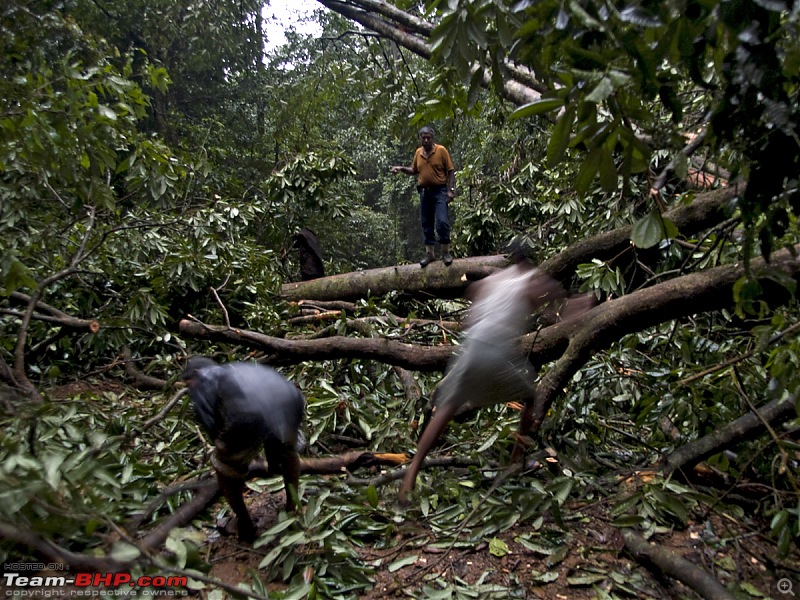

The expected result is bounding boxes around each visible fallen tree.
[527,244,800,436]
[280,255,507,302]
[280,186,739,304]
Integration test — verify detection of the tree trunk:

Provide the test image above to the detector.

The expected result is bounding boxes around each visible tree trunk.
[280,186,739,304]
[280,255,507,302]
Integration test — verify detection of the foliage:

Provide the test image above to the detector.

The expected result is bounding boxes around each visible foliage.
[427,0,800,262]
[0,0,799,597]
[0,388,191,554]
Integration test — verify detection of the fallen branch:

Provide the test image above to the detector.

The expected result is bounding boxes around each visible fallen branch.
[287,310,342,325]
[349,456,487,487]
[140,479,220,550]
[294,300,359,312]
[178,318,452,371]
[621,528,736,600]
[126,477,215,531]
[529,245,800,435]
[121,347,171,390]
[663,394,797,476]
[5,291,100,333]
[0,519,273,600]
[141,387,188,430]
[280,255,506,302]
[137,451,409,547]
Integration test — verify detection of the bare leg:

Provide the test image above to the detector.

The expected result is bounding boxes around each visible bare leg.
[266,443,301,512]
[399,402,457,505]
[511,395,536,463]
[216,472,256,542]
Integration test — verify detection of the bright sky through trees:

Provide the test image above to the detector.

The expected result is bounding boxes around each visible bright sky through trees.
[263,2,322,52]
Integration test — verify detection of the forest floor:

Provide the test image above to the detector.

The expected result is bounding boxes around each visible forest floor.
[205,479,795,599]
[39,381,799,599]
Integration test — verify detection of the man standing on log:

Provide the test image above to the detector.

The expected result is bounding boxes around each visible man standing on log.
[391,126,456,267]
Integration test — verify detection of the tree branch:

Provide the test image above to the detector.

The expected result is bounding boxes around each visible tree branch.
[663,394,798,476]
[621,528,736,600]
[280,254,506,302]
[529,245,800,433]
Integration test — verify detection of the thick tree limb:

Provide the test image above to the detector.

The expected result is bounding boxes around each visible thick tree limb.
[280,187,739,305]
[663,394,798,476]
[316,0,542,104]
[540,185,740,282]
[280,255,507,302]
[179,318,453,371]
[621,529,736,600]
[120,346,170,390]
[530,245,800,433]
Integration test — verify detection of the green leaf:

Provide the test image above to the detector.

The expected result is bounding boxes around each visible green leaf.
[533,570,560,583]
[97,104,117,121]
[546,106,575,167]
[388,555,419,572]
[1,257,38,293]
[567,573,607,586]
[611,514,646,527]
[510,98,565,119]
[586,77,614,103]
[110,541,141,561]
[366,484,379,508]
[575,146,603,195]
[488,537,511,557]
[631,209,678,248]
[598,146,618,192]
[43,452,66,489]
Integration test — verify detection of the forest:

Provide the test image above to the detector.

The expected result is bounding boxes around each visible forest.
[1,0,799,598]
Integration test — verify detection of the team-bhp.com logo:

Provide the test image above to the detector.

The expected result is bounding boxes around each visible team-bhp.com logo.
[3,572,188,596]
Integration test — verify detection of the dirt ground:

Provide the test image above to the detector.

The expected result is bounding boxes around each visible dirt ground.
[203,486,797,599]
[38,381,799,598]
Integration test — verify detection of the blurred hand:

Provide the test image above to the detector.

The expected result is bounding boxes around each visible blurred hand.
[559,292,596,322]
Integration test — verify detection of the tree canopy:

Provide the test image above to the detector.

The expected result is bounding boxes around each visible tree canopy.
[0,0,798,597]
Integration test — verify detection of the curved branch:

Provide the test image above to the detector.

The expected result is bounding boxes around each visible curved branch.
[0,522,132,572]
[318,0,431,57]
[179,318,452,371]
[530,245,800,432]
[316,0,543,104]
[5,291,100,333]
[540,185,741,282]
[140,480,220,550]
[121,347,171,390]
[11,207,97,399]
